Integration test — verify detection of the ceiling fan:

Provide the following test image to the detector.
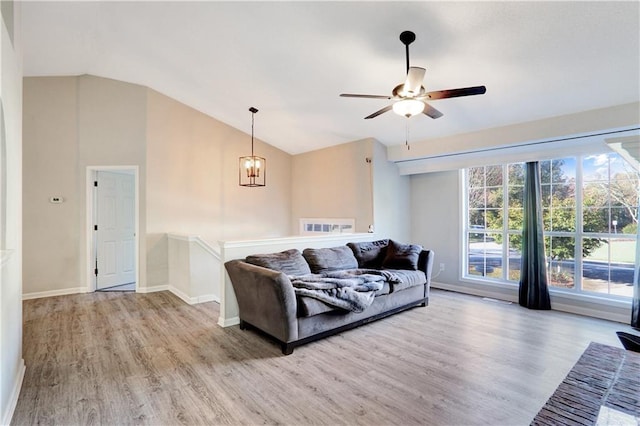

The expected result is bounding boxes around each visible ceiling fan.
[340,31,486,120]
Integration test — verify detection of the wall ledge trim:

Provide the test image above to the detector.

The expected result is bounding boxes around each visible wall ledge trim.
[167,233,221,260]
[220,232,373,250]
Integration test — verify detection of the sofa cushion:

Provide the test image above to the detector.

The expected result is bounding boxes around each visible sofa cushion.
[347,239,389,269]
[382,240,423,270]
[245,249,311,276]
[297,296,337,317]
[302,246,358,273]
[385,269,427,292]
[296,281,391,318]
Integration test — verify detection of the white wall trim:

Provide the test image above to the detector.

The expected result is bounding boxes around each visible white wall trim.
[136,285,169,294]
[22,287,88,300]
[167,234,221,260]
[396,127,640,175]
[0,249,14,268]
[218,316,240,328]
[220,232,374,250]
[1,359,25,426]
[166,285,219,305]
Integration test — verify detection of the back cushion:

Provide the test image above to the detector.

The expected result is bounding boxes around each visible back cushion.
[347,239,389,269]
[302,246,358,273]
[245,249,311,276]
[382,240,423,271]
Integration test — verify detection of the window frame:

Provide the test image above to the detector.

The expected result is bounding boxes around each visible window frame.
[462,153,637,302]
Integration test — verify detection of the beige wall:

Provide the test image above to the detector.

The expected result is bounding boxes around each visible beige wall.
[23,77,80,293]
[291,138,374,234]
[371,139,410,242]
[23,75,147,295]
[146,89,292,288]
[23,76,293,294]
[1,1,23,422]
[410,171,461,283]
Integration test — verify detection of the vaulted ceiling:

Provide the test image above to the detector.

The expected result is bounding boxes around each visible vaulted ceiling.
[21,1,640,155]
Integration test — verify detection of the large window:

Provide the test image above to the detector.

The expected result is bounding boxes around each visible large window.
[464,153,638,299]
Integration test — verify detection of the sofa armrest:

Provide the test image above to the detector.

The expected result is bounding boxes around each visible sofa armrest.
[224,260,298,343]
[418,249,435,288]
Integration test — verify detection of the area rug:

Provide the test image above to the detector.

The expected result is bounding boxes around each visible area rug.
[532,342,640,425]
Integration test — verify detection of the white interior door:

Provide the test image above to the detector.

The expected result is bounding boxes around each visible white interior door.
[95,171,135,290]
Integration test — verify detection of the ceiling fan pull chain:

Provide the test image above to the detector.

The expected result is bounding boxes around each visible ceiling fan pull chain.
[405,121,411,150]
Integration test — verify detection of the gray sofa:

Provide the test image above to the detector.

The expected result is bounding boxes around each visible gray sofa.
[224,239,434,354]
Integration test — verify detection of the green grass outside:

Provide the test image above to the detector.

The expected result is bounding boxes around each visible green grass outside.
[586,239,636,263]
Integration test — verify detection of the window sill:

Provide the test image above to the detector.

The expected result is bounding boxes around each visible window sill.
[439,276,632,323]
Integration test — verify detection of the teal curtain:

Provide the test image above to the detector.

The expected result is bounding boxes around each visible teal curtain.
[631,199,639,330]
[519,161,551,310]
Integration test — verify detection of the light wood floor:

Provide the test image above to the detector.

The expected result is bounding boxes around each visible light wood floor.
[12,289,631,425]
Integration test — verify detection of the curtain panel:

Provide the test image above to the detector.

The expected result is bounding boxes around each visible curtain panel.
[632,204,640,330]
[518,161,551,310]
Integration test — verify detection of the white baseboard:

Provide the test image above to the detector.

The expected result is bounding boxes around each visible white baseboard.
[2,358,25,426]
[218,315,239,328]
[136,285,169,293]
[167,286,219,305]
[21,284,219,308]
[22,287,88,300]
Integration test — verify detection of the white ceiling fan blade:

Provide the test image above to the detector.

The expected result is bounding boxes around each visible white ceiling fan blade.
[403,67,425,96]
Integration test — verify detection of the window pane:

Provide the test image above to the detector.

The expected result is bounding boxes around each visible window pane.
[541,184,551,206]
[582,238,635,297]
[549,208,576,232]
[508,163,525,186]
[583,207,609,233]
[485,209,503,231]
[551,184,575,208]
[468,188,485,208]
[468,232,502,279]
[583,182,607,208]
[540,161,551,184]
[508,208,522,231]
[469,210,485,228]
[485,165,503,186]
[610,207,631,234]
[583,153,612,182]
[506,233,522,282]
[486,187,502,208]
[468,167,485,187]
[545,236,575,289]
[508,184,523,207]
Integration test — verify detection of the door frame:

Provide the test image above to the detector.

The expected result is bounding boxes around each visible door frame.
[85,165,140,292]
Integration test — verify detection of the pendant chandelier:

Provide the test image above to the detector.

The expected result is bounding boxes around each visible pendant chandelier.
[239,107,266,187]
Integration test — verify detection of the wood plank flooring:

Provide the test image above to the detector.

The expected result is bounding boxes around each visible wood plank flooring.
[12,289,631,425]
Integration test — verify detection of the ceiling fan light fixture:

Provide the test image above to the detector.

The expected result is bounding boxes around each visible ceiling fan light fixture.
[393,99,425,118]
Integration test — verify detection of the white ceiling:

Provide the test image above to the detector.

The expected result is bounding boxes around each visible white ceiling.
[21,1,640,155]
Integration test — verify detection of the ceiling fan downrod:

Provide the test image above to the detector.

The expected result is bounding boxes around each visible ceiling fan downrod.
[399,31,416,74]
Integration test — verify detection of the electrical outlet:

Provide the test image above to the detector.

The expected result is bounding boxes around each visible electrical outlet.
[439,263,445,272]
